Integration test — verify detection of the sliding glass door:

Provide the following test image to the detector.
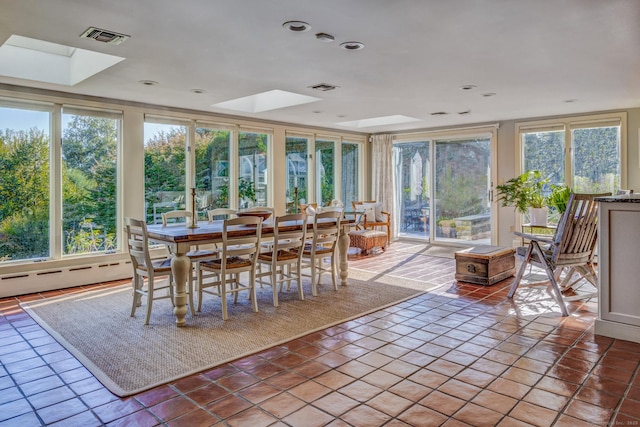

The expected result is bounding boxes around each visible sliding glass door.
[394,131,493,244]
[433,137,491,243]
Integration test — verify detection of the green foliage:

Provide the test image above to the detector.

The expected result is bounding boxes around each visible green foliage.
[547,184,572,214]
[239,178,256,202]
[496,170,549,214]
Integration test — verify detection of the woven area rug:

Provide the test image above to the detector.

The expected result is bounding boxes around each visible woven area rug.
[21,275,431,397]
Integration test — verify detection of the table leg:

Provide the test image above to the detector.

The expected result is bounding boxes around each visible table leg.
[338,227,350,285]
[171,252,190,327]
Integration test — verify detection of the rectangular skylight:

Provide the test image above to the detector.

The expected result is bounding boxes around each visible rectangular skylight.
[212,89,321,113]
[0,35,125,86]
[337,115,422,128]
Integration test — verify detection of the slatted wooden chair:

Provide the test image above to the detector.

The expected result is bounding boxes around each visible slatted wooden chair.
[125,217,175,325]
[256,213,307,307]
[301,210,341,296]
[508,192,610,316]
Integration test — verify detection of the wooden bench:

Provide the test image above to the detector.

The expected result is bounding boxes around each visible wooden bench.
[348,230,387,255]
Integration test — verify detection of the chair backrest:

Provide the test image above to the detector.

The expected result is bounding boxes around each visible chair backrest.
[207,208,237,222]
[245,206,275,215]
[550,192,611,266]
[125,217,153,272]
[162,210,192,226]
[310,210,341,251]
[219,216,262,267]
[616,189,634,195]
[351,200,375,211]
[272,213,307,255]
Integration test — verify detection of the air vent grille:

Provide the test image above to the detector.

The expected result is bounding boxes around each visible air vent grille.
[309,83,338,92]
[80,27,130,45]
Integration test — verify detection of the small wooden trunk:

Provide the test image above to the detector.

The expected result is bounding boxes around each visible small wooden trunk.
[455,246,515,286]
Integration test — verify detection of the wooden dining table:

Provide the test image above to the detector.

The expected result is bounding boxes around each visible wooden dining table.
[146,217,355,326]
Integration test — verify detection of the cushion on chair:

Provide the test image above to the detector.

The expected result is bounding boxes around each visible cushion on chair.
[374,202,385,222]
[258,250,299,261]
[360,202,377,223]
[201,256,251,269]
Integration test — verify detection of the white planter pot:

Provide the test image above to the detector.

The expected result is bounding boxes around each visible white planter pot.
[529,206,549,226]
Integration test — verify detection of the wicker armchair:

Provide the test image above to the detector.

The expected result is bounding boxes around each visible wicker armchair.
[351,201,391,244]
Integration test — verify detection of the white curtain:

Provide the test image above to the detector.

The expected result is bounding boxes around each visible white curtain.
[371,134,397,240]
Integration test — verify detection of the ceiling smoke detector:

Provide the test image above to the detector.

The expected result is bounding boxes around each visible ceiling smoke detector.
[282,21,311,32]
[80,27,130,45]
[309,83,338,91]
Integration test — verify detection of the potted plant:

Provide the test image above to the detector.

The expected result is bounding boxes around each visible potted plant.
[496,170,550,226]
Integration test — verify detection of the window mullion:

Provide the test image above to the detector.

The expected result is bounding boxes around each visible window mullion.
[51,104,63,259]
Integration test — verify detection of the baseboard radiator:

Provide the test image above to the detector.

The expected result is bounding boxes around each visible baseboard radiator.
[0,261,133,298]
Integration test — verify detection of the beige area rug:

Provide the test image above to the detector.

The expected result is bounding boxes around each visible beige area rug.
[394,243,458,259]
[21,275,432,397]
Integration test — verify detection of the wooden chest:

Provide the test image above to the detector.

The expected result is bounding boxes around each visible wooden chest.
[455,246,515,285]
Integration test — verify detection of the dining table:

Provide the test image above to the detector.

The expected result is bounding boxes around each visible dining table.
[146,216,356,326]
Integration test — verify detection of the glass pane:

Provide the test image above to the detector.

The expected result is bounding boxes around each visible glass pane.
[341,142,359,209]
[572,126,620,193]
[522,130,565,185]
[62,113,118,255]
[239,131,269,208]
[0,107,51,261]
[316,140,335,207]
[434,137,491,243]
[285,136,308,213]
[195,127,231,219]
[144,123,187,224]
[394,142,430,239]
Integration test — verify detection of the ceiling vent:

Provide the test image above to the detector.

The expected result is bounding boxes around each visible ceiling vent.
[309,83,338,91]
[80,27,130,45]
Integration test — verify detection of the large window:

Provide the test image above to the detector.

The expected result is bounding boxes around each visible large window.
[144,121,187,224]
[316,139,335,207]
[195,125,231,218]
[239,130,270,208]
[519,113,625,195]
[62,109,119,255]
[0,105,51,262]
[341,142,361,209]
[285,136,309,212]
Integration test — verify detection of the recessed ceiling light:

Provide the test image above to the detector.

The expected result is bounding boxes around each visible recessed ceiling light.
[482,92,496,97]
[315,33,335,42]
[459,85,477,91]
[191,89,205,94]
[564,99,578,103]
[337,114,347,118]
[312,110,322,114]
[139,80,158,86]
[340,41,365,51]
[282,21,311,32]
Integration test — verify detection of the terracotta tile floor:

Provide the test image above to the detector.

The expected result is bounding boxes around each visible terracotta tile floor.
[1,242,639,426]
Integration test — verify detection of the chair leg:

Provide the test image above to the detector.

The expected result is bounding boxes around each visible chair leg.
[187,266,195,317]
[221,275,229,321]
[272,264,279,307]
[508,245,533,298]
[330,254,337,291]
[144,277,154,325]
[295,260,305,301]
[130,275,142,317]
[250,268,258,313]
[529,243,569,317]
[310,259,318,297]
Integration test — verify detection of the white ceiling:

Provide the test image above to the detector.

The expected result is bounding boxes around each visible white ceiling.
[1,0,639,133]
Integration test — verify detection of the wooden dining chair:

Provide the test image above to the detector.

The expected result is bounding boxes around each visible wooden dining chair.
[207,208,237,222]
[161,210,217,312]
[256,213,307,307]
[301,210,341,297]
[508,192,610,316]
[196,216,262,319]
[125,217,176,325]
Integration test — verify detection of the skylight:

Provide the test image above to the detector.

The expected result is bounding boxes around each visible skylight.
[0,35,125,86]
[212,90,321,113]
[337,115,422,128]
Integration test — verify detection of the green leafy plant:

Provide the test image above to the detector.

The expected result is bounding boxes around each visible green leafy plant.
[496,170,549,214]
[239,178,256,202]
[547,184,572,214]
